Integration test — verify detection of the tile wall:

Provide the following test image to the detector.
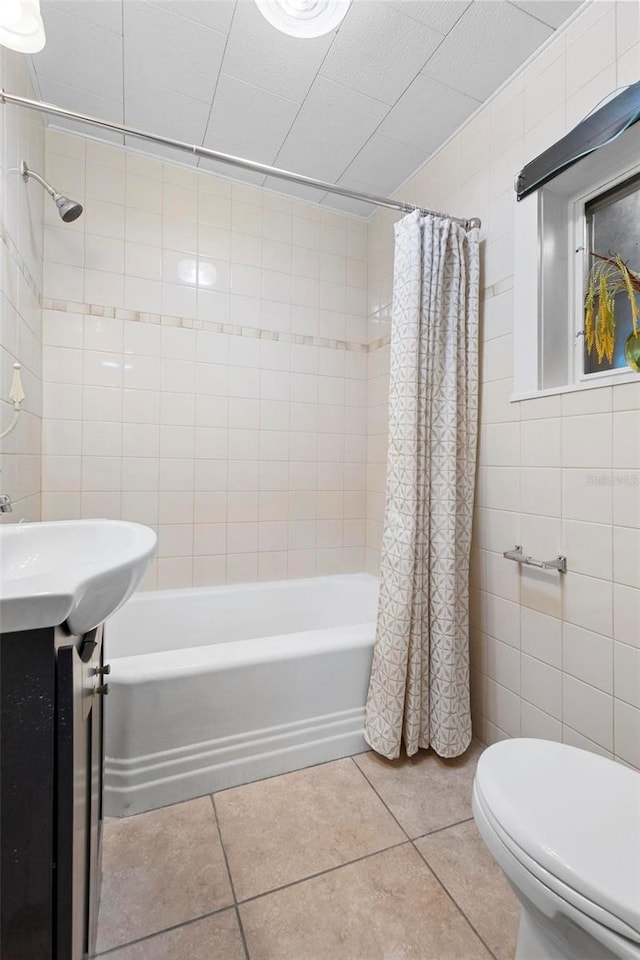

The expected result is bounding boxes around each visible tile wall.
[366,0,640,769]
[6,0,638,765]
[40,130,369,589]
[0,48,45,522]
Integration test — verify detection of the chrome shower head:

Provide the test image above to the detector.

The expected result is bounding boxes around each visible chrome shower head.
[54,194,83,223]
[21,161,83,222]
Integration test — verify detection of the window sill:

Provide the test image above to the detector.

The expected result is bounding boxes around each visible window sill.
[510,369,640,402]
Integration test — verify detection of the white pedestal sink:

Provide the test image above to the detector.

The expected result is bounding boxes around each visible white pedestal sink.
[0,519,157,635]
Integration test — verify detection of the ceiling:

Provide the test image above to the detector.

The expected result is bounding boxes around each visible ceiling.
[30,0,582,216]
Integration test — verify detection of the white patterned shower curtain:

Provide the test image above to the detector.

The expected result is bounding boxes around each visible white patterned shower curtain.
[364,210,480,760]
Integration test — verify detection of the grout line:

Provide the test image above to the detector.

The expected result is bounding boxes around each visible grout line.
[226,751,498,956]
[96,795,246,957]
[267,16,341,204]
[209,794,239,902]
[198,1,240,168]
[97,749,495,957]
[411,840,500,960]
[409,816,475,843]
[0,223,42,303]
[330,20,464,199]
[210,794,251,960]
[504,0,557,30]
[235,838,411,908]
[350,755,478,845]
[120,0,125,129]
[94,902,237,958]
[197,751,370,799]
[348,755,411,839]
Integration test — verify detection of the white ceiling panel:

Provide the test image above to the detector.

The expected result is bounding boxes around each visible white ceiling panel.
[263,176,328,204]
[275,133,356,185]
[221,0,334,102]
[264,132,354,202]
[122,0,227,102]
[205,74,299,158]
[378,74,479,152]
[39,76,123,124]
[125,75,211,145]
[52,119,124,145]
[126,137,199,163]
[34,6,123,102]
[511,1,582,28]
[341,134,425,194]
[421,1,553,100]
[148,0,236,34]
[390,0,470,33]
[198,148,267,187]
[41,76,124,143]
[320,183,377,218]
[319,0,444,105]
[43,0,123,34]
[290,77,387,157]
[31,0,581,217]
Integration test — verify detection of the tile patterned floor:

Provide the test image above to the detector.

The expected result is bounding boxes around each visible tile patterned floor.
[96,743,520,960]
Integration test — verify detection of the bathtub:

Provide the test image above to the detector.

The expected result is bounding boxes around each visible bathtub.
[103,573,378,816]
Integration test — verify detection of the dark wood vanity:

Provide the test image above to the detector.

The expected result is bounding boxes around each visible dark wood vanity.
[0,622,108,960]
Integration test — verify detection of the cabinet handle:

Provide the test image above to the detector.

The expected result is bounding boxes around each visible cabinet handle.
[80,631,98,663]
[95,664,111,676]
[94,683,110,696]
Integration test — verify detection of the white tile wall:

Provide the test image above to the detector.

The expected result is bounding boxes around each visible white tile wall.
[41,130,369,589]
[365,1,640,769]
[0,49,45,523]
[7,1,638,770]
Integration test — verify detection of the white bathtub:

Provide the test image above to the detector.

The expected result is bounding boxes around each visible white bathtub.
[104,574,378,816]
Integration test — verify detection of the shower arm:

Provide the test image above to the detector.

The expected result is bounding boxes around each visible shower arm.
[21,160,57,198]
[20,158,83,222]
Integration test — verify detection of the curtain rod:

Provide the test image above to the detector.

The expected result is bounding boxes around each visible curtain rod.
[1,90,481,229]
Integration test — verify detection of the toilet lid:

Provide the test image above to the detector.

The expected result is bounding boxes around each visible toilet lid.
[475,739,640,938]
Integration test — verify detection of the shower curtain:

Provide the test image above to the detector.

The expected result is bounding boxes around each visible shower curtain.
[364,210,480,761]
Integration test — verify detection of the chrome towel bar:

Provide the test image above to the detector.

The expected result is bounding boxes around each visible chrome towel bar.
[503,545,567,574]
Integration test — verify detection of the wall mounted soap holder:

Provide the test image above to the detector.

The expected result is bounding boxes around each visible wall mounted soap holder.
[503,545,567,574]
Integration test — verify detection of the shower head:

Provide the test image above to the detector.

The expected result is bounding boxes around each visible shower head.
[21,160,83,222]
[54,194,83,223]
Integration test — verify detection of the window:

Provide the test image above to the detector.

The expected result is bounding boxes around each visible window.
[513,117,640,400]
[581,173,640,376]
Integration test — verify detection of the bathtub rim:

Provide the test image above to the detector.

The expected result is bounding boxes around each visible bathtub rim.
[108,621,376,682]
[112,570,379,607]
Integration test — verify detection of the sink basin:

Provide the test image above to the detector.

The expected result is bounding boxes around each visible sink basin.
[0,520,157,635]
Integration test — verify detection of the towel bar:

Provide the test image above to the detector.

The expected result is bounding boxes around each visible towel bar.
[503,545,567,574]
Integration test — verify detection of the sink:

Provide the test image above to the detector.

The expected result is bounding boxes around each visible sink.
[0,520,157,635]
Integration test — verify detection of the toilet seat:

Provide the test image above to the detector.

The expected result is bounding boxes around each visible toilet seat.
[474,739,640,944]
[474,778,640,946]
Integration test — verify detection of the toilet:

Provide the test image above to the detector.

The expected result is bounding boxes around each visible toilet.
[472,738,640,960]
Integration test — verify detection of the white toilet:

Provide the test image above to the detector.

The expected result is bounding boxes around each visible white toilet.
[473,738,640,960]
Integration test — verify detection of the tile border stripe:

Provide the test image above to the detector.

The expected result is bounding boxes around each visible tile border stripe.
[1,223,42,303]
[43,297,365,352]
[42,298,391,354]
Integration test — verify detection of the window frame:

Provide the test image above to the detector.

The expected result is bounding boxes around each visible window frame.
[570,161,640,389]
[511,119,640,403]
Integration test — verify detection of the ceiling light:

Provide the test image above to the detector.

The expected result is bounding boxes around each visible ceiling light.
[0,0,45,53]
[255,0,350,38]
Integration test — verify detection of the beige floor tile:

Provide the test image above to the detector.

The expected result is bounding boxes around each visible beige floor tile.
[96,797,234,952]
[240,843,492,960]
[416,820,520,960]
[215,758,405,900]
[97,910,246,960]
[354,741,483,838]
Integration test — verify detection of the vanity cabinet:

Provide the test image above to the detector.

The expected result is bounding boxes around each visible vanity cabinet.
[0,622,107,960]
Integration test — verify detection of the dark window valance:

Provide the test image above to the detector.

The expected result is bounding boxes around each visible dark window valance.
[515,81,640,201]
